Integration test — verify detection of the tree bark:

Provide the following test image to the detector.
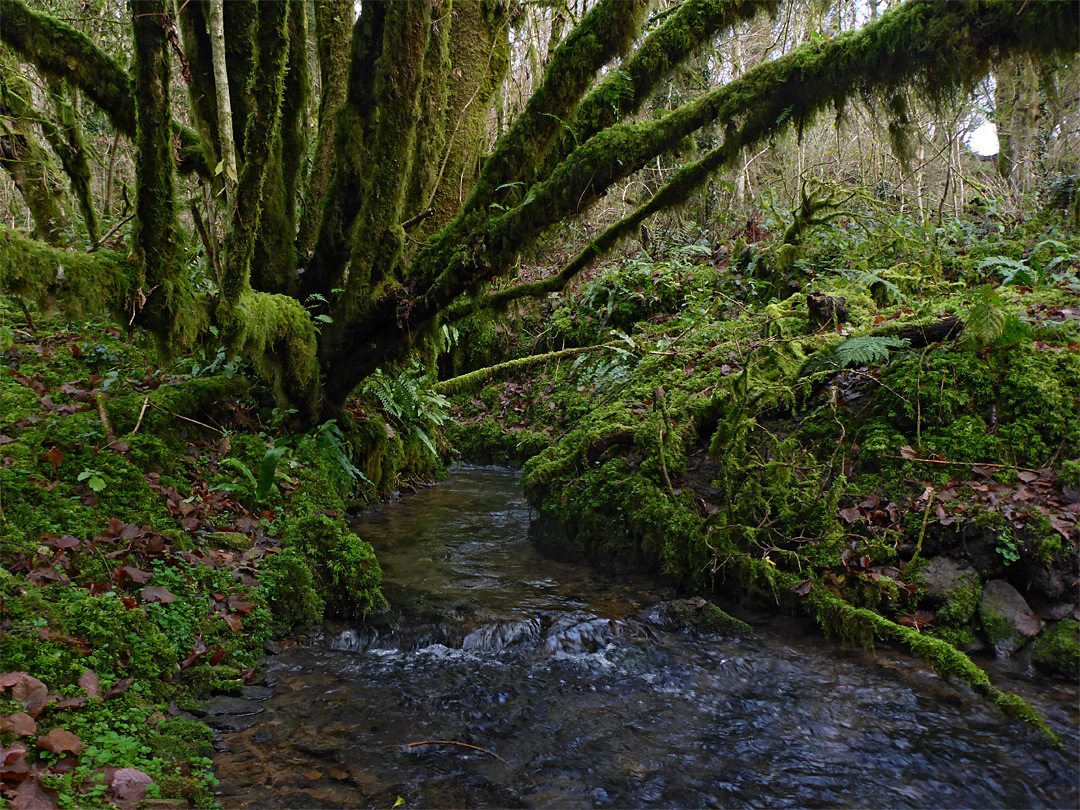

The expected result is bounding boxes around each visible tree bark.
[208,0,237,203]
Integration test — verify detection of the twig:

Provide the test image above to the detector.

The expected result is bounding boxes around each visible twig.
[887,456,1044,475]
[384,740,536,785]
[88,212,135,252]
[131,396,150,436]
[905,487,935,573]
[148,401,224,434]
[94,390,115,442]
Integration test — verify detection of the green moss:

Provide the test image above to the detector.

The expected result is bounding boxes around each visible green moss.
[279,514,386,620]
[935,571,982,627]
[1032,618,1080,679]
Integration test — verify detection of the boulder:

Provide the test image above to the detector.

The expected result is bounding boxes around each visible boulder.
[1032,618,1080,678]
[920,558,982,625]
[978,579,1042,658]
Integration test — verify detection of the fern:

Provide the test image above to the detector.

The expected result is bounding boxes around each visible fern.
[842,268,910,305]
[362,362,450,458]
[966,287,1007,344]
[821,335,910,369]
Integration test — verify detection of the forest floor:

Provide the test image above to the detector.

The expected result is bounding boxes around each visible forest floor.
[1,205,1078,808]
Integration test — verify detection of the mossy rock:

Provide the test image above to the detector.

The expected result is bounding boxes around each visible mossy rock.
[978,579,1038,658]
[639,598,752,636]
[918,557,982,626]
[1032,618,1079,679]
[206,531,254,551]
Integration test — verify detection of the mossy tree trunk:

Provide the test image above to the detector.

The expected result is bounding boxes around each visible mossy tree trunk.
[0,49,69,244]
[1,0,1076,425]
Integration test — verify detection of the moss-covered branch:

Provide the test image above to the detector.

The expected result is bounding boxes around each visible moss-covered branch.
[218,0,291,309]
[0,224,133,315]
[0,0,208,176]
[131,0,186,340]
[0,51,68,244]
[459,0,648,220]
[41,76,99,243]
[538,0,773,182]
[428,0,1080,321]
[434,343,610,395]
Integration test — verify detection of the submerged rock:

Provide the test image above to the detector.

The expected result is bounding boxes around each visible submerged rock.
[979,580,1042,657]
[639,599,752,635]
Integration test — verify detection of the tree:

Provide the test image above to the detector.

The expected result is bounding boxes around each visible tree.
[1,0,1076,424]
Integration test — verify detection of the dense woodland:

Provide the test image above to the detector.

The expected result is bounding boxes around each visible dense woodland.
[0,0,1078,807]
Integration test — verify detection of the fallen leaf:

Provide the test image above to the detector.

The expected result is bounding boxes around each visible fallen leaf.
[208,647,226,666]
[36,728,81,756]
[78,672,102,699]
[1014,612,1042,637]
[899,445,918,460]
[103,679,131,700]
[0,714,36,736]
[222,615,242,632]
[140,585,176,604]
[10,675,48,718]
[39,447,64,471]
[109,768,153,810]
[228,598,253,614]
[791,579,813,597]
[0,743,30,782]
[50,697,85,711]
[45,536,80,550]
[1017,471,1039,483]
[9,774,59,810]
[121,566,152,585]
[838,506,861,523]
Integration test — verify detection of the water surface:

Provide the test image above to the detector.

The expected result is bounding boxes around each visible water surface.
[214,467,1079,809]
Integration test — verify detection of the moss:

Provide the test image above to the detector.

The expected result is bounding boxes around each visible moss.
[935,571,982,627]
[1032,618,1080,679]
[280,514,386,620]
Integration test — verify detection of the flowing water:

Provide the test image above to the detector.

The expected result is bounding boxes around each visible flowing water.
[214,467,1079,809]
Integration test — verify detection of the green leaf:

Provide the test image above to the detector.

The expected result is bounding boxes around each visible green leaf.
[256,447,288,503]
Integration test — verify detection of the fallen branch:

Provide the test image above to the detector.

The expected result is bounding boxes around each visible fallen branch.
[148,401,224,434]
[886,456,1044,475]
[94,390,114,441]
[88,212,135,252]
[385,740,510,766]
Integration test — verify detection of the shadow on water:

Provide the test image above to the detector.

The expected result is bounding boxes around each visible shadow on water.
[214,467,1079,809]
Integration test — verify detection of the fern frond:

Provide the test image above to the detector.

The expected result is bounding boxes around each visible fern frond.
[966,298,1006,344]
[822,335,910,369]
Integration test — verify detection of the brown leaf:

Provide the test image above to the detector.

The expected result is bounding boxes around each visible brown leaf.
[39,447,64,471]
[1014,612,1042,637]
[78,671,102,699]
[9,774,58,810]
[222,615,243,632]
[208,647,226,666]
[103,679,132,700]
[36,728,81,756]
[0,714,36,736]
[45,536,80,550]
[899,445,917,460]
[1017,470,1039,483]
[50,697,85,711]
[791,579,813,597]
[109,768,153,810]
[228,598,253,614]
[121,566,152,585]
[838,506,861,524]
[0,434,16,445]
[0,744,30,782]
[11,675,48,718]
[140,585,176,604]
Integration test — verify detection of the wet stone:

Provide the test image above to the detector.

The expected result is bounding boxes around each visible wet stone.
[263,640,283,655]
[240,686,274,701]
[206,696,265,717]
[205,714,262,733]
[979,580,1041,658]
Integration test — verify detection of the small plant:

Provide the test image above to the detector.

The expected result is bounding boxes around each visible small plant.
[996,530,1020,565]
[77,468,107,493]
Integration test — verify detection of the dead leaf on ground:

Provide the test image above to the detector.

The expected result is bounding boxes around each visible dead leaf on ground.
[899,445,918,460]
[77,671,102,699]
[838,506,861,523]
[109,768,153,810]
[140,585,176,604]
[791,579,813,597]
[0,714,36,736]
[8,774,59,810]
[10,675,48,718]
[1014,612,1043,637]
[0,744,30,782]
[39,447,64,471]
[103,679,132,700]
[36,728,81,756]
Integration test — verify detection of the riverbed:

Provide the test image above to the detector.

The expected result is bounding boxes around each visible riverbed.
[213,466,1079,809]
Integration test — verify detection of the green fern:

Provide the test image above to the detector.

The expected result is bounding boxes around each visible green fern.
[361,362,450,458]
[977,255,1037,287]
[821,335,910,369]
[966,287,1007,344]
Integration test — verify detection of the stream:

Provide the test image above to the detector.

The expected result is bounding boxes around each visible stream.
[213,466,1079,809]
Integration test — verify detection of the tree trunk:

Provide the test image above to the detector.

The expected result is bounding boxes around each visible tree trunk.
[208,0,237,203]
